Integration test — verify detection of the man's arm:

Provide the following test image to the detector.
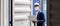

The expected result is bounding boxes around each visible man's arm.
[41,12,45,22]
[37,12,45,22]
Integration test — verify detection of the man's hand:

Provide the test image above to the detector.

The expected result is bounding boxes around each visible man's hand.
[32,20,37,23]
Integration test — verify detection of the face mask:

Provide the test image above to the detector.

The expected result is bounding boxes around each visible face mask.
[35,7,39,12]
[35,8,38,11]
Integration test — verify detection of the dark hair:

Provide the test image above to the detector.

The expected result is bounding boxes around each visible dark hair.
[34,5,39,7]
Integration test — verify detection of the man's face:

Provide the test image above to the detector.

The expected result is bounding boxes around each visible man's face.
[35,6,40,11]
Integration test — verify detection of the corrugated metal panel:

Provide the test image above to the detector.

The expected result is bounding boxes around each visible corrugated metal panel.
[13,0,31,26]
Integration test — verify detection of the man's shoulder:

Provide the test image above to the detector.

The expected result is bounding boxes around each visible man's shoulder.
[38,12,43,14]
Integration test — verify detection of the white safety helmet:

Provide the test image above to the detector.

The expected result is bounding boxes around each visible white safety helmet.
[34,2,39,6]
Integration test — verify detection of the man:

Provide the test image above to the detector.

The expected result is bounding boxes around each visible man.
[33,2,45,26]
